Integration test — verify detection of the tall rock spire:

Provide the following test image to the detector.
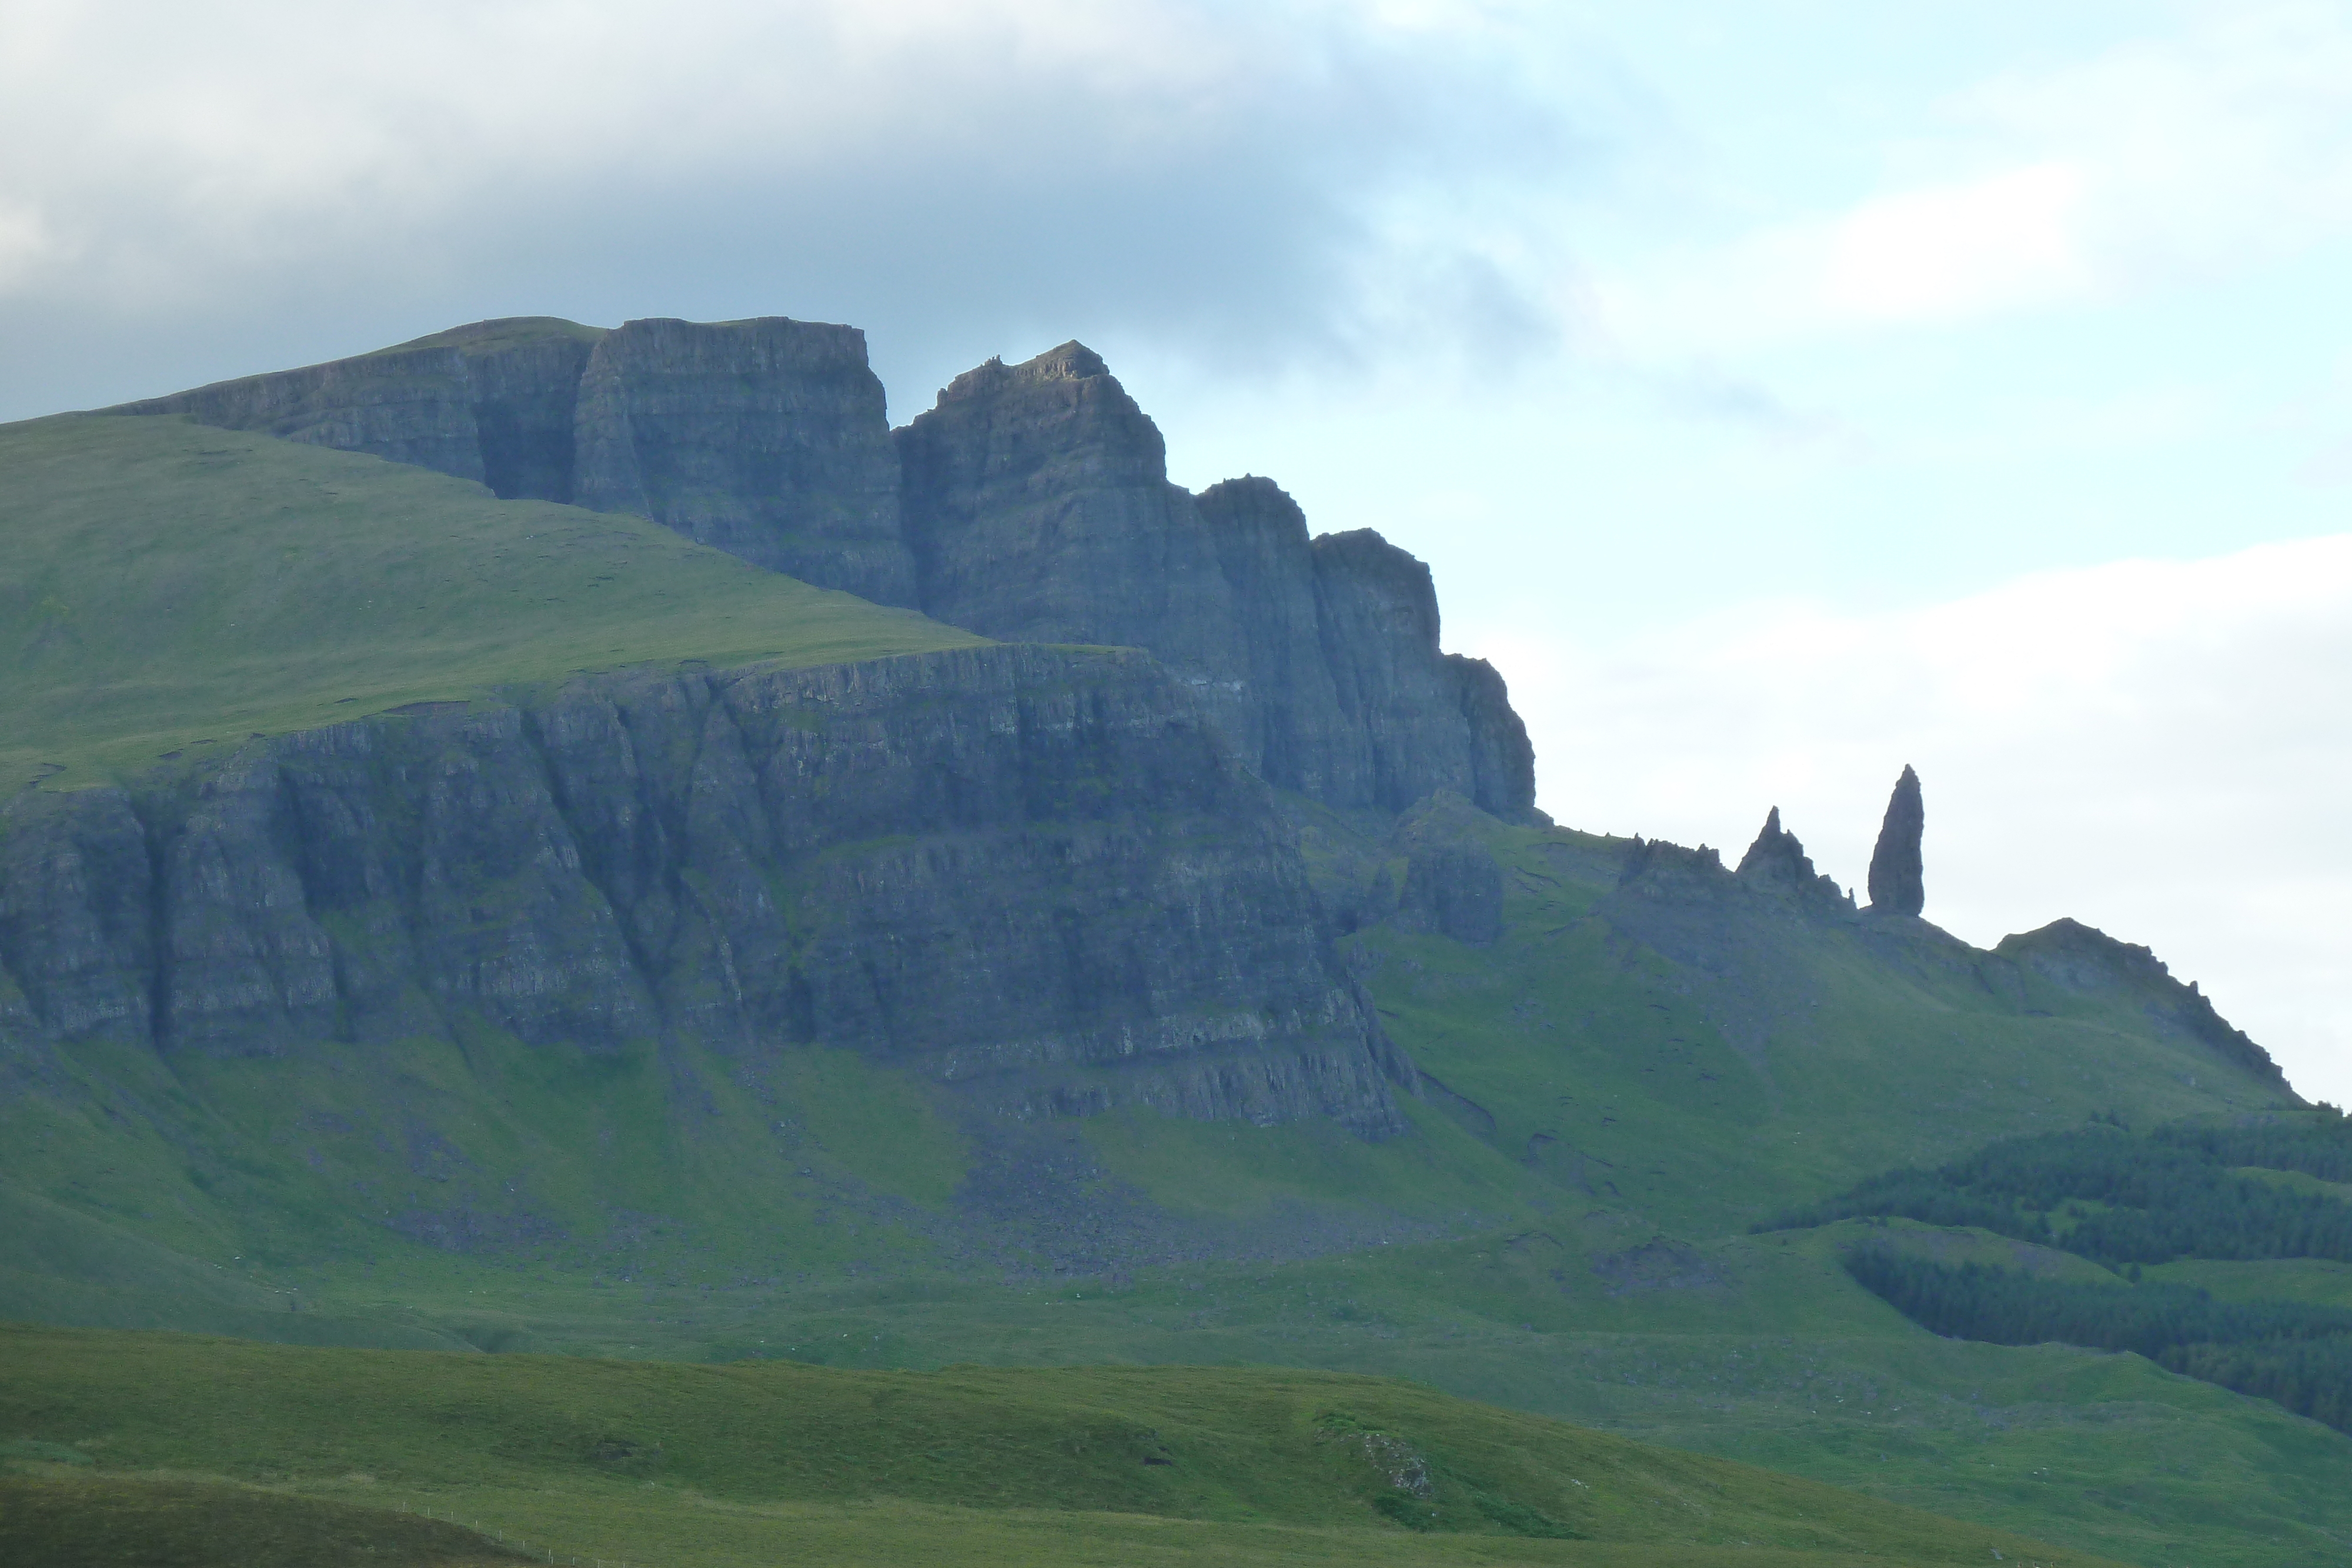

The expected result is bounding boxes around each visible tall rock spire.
[1866,765,1926,916]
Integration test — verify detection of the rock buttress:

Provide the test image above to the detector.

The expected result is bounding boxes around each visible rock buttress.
[571,317,918,606]
[896,344,1536,818]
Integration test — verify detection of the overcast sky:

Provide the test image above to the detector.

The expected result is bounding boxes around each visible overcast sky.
[5,0,2347,1102]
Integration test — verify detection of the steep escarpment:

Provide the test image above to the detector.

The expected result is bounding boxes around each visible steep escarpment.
[570,317,917,605]
[110,319,1535,820]
[0,646,1410,1135]
[896,344,1536,817]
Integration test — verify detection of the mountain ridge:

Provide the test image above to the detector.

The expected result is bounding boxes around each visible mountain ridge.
[108,315,1536,821]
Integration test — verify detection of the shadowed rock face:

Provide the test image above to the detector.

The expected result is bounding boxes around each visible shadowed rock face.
[111,316,920,609]
[1736,807,1851,912]
[113,321,1537,821]
[572,317,917,606]
[1396,844,1505,946]
[1866,765,1926,917]
[108,320,599,497]
[896,345,1537,818]
[0,647,1414,1135]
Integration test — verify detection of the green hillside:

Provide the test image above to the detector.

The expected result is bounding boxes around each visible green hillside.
[1,408,2336,1568]
[0,1324,2119,1568]
[0,413,982,791]
[1,799,2331,1564]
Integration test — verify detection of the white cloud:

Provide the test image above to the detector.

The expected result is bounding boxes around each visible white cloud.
[1598,1,2352,352]
[1818,162,2090,322]
[0,0,1578,388]
[1476,533,2352,1106]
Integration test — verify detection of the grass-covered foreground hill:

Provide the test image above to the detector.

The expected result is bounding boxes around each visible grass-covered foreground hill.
[0,1323,2120,1568]
[0,413,981,791]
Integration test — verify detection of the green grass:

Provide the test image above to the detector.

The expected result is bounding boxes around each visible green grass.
[2,411,2330,1566]
[0,413,983,791]
[0,793,2326,1565]
[0,1323,2119,1567]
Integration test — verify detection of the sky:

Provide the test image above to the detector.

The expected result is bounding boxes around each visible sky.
[3,0,2347,1102]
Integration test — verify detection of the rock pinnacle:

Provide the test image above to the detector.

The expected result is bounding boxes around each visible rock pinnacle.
[1866,765,1925,916]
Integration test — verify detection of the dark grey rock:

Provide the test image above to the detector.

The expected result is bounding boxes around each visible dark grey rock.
[1866,765,1926,916]
[0,647,1414,1135]
[572,317,918,605]
[1395,842,1505,947]
[108,317,600,502]
[896,343,1536,818]
[1736,807,1851,911]
[110,315,920,606]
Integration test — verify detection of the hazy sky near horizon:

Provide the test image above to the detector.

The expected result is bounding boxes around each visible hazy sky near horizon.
[4,0,2348,1101]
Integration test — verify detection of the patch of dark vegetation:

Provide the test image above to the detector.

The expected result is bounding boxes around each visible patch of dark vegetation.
[1768,1108,2352,1265]
[1845,1247,2352,1434]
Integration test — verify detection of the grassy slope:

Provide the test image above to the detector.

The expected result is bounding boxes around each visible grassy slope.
[4,805,2329,1564]
[0,1324,2116,1568]
[0,413,983,791]
[1,416,2333,1564]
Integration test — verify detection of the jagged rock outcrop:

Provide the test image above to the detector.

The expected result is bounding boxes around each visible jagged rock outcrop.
[112,320,1538,821]
[1736,807,1851,911]
[0,647,1414,1135]
[896,345,1536,818]
[1995,919,2290,1092]
[1866,765,1926,916]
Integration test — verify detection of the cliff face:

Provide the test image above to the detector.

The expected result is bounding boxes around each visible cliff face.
[113,320,1536,821]
[572,318,917,606]
[896,346,1536,818]
[0,647,1411,1135]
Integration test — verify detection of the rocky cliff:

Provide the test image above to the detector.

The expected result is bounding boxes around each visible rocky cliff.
[896,345,1536,818]
[111,320,1535,820]
[570,317,917,605]
[0,646,1412,1135]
